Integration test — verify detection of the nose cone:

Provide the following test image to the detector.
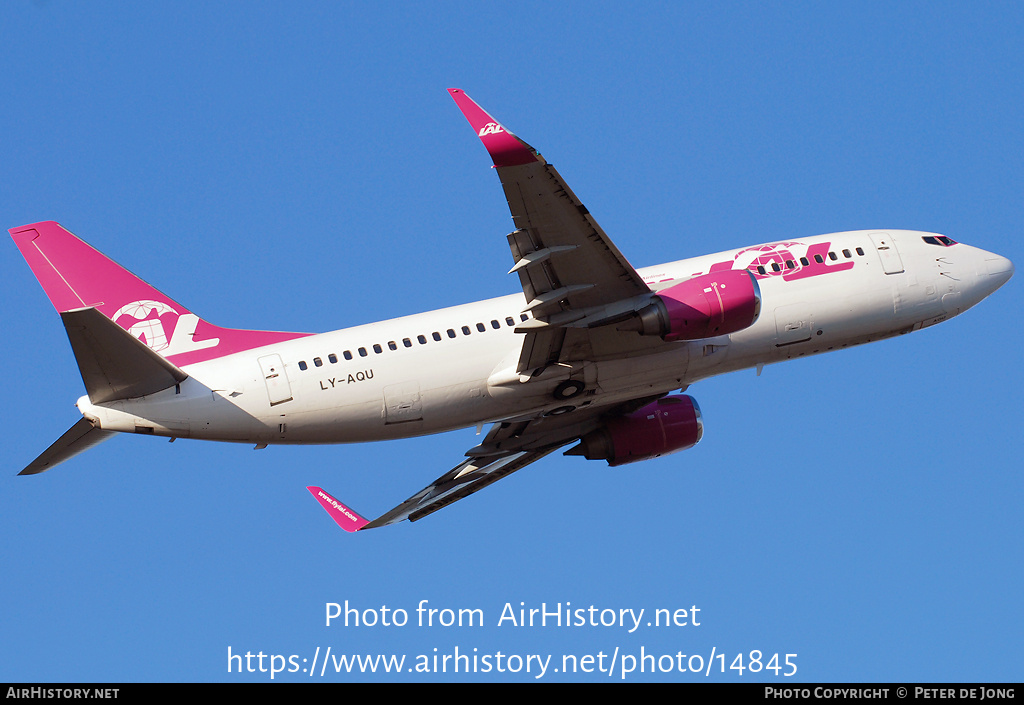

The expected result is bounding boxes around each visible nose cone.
[981,251,1014,291]
[961,246,1014,310]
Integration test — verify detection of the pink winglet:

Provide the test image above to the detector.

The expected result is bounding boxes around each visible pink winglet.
[448,88,538,167]
[306,486,369,532]
[10,221,311,366]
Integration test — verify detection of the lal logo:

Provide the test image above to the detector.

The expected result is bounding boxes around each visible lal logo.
[478,122,505,137]
[113,300,178,352]
[112,299,220,357]
[710,241,854,282]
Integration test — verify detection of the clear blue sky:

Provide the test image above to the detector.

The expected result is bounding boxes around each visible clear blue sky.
[2,1,1021,683]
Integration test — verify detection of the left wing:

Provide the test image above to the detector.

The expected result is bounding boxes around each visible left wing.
[448,89,663,373]
[309,395,661,531]
[309,451,558,531]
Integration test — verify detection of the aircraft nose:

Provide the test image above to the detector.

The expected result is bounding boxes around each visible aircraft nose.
[977,250,1014,293]
[955,246,1014,313]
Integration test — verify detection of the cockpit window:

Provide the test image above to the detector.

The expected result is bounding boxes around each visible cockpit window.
[922,235,957,247]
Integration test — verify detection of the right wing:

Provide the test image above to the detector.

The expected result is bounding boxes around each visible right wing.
[448,89,665,374]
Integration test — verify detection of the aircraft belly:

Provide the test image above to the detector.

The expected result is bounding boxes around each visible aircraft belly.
[593,346,690,397]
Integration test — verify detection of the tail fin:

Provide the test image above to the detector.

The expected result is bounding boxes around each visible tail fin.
[11,221,310,367]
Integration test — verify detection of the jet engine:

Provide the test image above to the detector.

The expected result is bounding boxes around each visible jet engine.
[631,269,761,341]
[565,394,703,466]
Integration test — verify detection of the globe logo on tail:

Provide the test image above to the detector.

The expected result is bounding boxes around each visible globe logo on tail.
[113,300,178,352]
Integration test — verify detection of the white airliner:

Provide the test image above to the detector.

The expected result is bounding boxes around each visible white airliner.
[12,89,1013,531]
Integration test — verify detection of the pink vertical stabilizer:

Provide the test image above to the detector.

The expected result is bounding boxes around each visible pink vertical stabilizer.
[10,221,311,366]
[306,486,369,532]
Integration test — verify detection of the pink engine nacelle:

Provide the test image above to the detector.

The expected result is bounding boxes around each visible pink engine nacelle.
[635,269,762,341]
[566,394,704,466]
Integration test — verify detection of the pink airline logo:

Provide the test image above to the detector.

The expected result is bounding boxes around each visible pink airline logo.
[708,241,854,282]
[10,221,311,368]
[478,122,505,137]
[449,88,538,167]
[112,299,220,356]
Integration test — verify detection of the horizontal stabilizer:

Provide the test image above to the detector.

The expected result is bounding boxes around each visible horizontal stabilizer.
[62,307,188,404]
[19,418,115,475]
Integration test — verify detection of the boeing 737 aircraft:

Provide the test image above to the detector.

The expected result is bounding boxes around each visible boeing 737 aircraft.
[11,89,1013,531]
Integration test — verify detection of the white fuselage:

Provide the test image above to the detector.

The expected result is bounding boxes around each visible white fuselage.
[75,230,1011,445]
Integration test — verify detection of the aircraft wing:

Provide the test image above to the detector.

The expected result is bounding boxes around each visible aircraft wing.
[308,451,558,531]
[308,395,662,531]
[449,89,660,373]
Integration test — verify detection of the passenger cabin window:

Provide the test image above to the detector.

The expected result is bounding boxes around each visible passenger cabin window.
[298,361,308,371]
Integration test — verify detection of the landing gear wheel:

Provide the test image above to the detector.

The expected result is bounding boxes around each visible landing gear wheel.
[553,379,585,400]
